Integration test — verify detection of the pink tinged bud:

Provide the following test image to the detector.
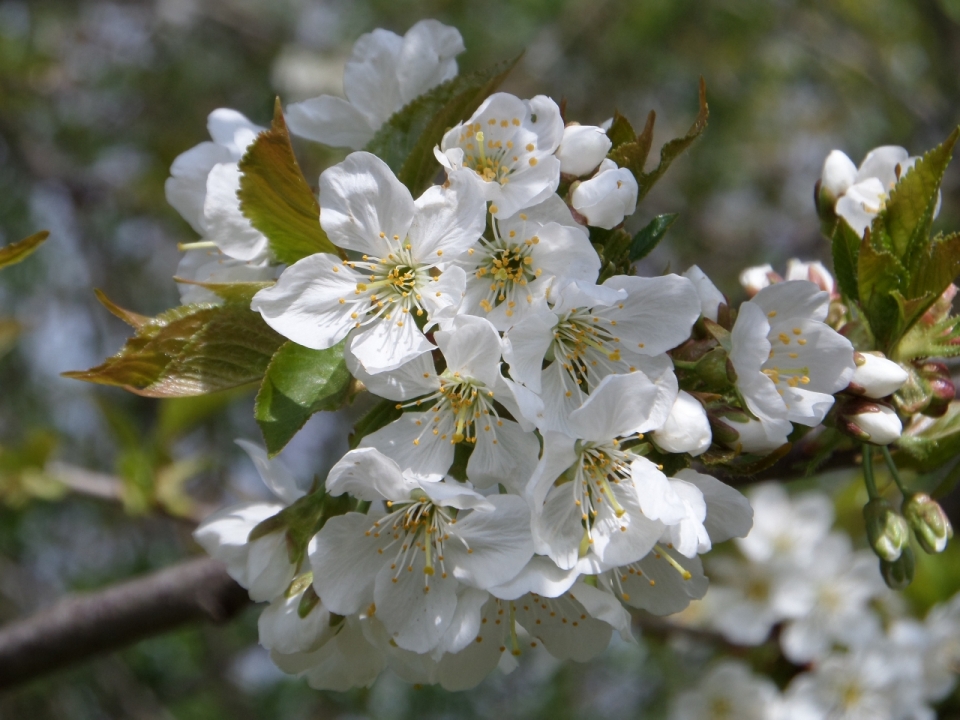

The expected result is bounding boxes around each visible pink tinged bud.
[863,498,909,562]
[849,353,909,399]
[903,493,954,554]
[570,159,638,229]
[921,284,957,326]
[784,259,835,296]
[651,391,712,456]
[738,264,781,297]
[556,124,612,177]
[820,150,858,202]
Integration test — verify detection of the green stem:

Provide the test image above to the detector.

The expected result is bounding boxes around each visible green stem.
[862,445,880,499]
[880,445,909,495]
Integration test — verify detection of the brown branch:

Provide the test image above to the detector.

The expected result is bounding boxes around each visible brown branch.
[0,557,250,692]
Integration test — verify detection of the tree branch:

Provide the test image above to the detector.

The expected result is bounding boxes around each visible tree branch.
[0,557,250,691]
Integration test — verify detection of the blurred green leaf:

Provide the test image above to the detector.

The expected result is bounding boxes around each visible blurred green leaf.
[157,386,253,443]
[238,98,339,264]
[629,213,678,261]
[0,431,64,508]
[858,237,906,350]
[64,291,284,397]
[255,340,352,457]
[365,55,520,196]
[830,217,862,301]
[155,457,206,518]
[0,318,20,360]
[0,230,48,270]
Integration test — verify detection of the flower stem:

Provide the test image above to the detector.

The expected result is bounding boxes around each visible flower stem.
[880,445,909,496]
[862,445,880,500]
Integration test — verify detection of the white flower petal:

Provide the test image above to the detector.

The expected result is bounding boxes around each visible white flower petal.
[631,456,687,525]
[751,279,829,324]
[616,548,708,615]
[534,482,588,570]
[434,586,488,657]
[247,531,297,602]
[601,274,700,355]
[651,391,712,456]
[467,418,539,491]
[359,411,454,482]
[397,19,464,104]
[259,590,335,654]
[325,447,419,501]
[502,311,558,392]
[251,253,359,350]
[342,29,405,126]
[285,95,375,149]
[682,265,725,322]
[567,371,661,442]
[436,597,505,690]
[675,469,753,543]
[206,108,262,156]
[444,495,534,589]
[348,310,435,374]
[201,162,269,261]
[319,151,415,256]
[309,513,390,615]
[345,337,438,401]
[488,556,580,600]
[165,142,232,233]
[409,171,486,261]
[235,439,303,505]
[434,314,503,387]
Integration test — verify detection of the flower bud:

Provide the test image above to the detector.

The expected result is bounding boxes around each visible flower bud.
[918,362,955,418]
[921,284,957,327]
[556,124,612,177]
[837,399,902,445]
[818,150,858,214]
[738,264,779,297]
[903,493,954,554]
[784,259,836,296]
[570,159,638,229]
[880,545,915,590]
[863,498,909,562]
[717,414,789,454]
[848,352,909,399]
[652,391,712,456]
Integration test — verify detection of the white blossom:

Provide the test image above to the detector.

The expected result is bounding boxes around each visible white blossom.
[683,265,725,322]
[671,661,782,720]
[436,92,564,218]
[309,447,533,653]
[175,247,279,305]
[730,280,856,445]
[571,159,638,229]
[458,195,600,330]
[251,151,485,373]
[286,20,464,149]
[847,403,903,445]
[651,390,712,456]
[354,314,540,488]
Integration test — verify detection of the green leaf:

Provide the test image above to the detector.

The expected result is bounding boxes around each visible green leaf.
[365,56,521,196]
[898,401,960,471]
[63,293,285,397]
[349,399,402,449]
[873,127,959,266]
[605,111,637,150]
[830,217,862,301]
[629,213,678,261]
[636,78,708,203]
[238,99,339,264]
[0,230,48,270]
[858,234,906,351]
[904,232,960,318]
[607,110,656,181]
[255,340,353,456]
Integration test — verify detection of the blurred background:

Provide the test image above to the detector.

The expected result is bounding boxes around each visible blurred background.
[1,0,960,717]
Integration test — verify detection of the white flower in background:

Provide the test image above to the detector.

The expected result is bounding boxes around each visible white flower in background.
[526,373,678,572]
[849,352,909,399]
[555,124,612,176]
[459,195,600,331]
[286,20,464,149]
[821,146,939,237]
[890,594,960,703]
[683,265,725,322]
[436,92,564,218]
[251,152,485,373]
[571,159,639,229]
[503,275,700,434]
[165,108,271,263]
[780,641,926,720]
[736,483,835,565]
[740,259,836,298]
[309,447,533,653]
[175,247,279,305]
[651,390,712,456]
[777,534,887,663]
[671,661,782,720]
[730,280,856,447]
[353,314,540,488]
[193,440,305,602]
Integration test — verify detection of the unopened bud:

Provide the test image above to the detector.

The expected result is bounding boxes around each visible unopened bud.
[570,160,638,229]
[818,150,858,216]
[849,352,909,399]
[880,545,915,590]
[738,264,780,297]
[903,493,954,554]
[918,362,955,418]
[556,124,612,177]
[717,413,789,454]
[837,399,902,445]
[784,259,836,296]
[921,284,957,327]
[863,498,909,562]
[651,391,712,456]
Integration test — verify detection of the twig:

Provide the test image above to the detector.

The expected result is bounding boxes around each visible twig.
[0,557,250,691]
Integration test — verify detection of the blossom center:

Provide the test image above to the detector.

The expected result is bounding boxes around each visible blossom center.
[472,219,543,316]
[565,441,637,554]
[399,371,503,446]
[454,116,535,186]
[551,309,628,395]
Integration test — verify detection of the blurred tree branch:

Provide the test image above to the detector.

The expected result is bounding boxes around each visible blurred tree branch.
[0,557,250,692]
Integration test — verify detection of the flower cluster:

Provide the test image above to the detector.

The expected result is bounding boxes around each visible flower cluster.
[151,17,960,696]
[672,484,960,720]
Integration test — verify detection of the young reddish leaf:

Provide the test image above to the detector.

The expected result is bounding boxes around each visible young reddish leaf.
[605,110,637,149]
[238,99,340,264]
[0,230,48,270]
